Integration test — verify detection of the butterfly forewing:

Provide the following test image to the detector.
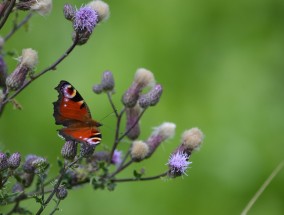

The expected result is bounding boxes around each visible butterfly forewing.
[53,80,102,145]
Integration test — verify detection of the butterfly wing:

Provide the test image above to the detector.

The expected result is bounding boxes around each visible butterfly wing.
[59,127,102,145]
[53,80,92,126]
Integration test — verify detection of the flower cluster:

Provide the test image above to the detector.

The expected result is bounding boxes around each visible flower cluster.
[0,1,204,214]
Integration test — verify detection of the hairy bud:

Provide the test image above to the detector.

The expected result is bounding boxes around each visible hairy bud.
[63,4,75,21]
[61,141,77,160]
[101,70,115,91]
[138,84,163,108]
[80,143,96,158]
[56,186,68,200]
[8,152,21,169]
[125,104,142,140]
[0,152,8,171]
[88,0,110,22]
[93,84,103,94]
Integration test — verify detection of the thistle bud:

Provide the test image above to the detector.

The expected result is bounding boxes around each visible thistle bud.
[61,141,77,160]
[0,55,7,88]
[181,128,204,152]
[21,48,38,69]
[12,183,24,193]
[32,157,49,174]
[23,154,38,173]
[131,140,149,162]
[125,104,142,140]
[8,152,21,170]
[21,172,34,187]
[93,84,103,94]
[88,0,110,22]
[63,4,75,21]
[146,122,176,158]
[167,151,191,177]
[6,66,29,90]
[80,143,95,157]
[56,186,68,200]
[138,84,163,108]
[101,70,114,91]
[122,68,155,108]
[0,152,8,171]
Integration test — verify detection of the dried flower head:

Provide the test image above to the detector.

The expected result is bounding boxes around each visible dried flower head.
[63,4,75,21]
[21,48,38,69]
[131,140,149,162]
[8,152,21,169]
[0,152,8,171]
[111,150,122,166]
[74,6,98,33]
[146,122,176,158]
[101,70,115,91]
[125,104,142,140]
[134,68,155,88]
[30,0,53,16]
[6,66,29,90]
[61,141,78,160]
[88,0,110,22]
[138,84,163,109]
[167,152,191,177]
[56,186,68,200]
[182,128,204,151]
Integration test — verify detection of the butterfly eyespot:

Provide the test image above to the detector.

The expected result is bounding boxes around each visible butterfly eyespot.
[86,137,101,145]
[62,85,77,98]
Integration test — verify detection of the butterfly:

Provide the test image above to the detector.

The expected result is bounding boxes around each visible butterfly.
[53,80,102,145]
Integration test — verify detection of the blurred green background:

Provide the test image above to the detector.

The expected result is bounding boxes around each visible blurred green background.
[1,0,284,214]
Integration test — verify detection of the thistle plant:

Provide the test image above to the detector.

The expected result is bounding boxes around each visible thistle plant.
[0,1,204,214]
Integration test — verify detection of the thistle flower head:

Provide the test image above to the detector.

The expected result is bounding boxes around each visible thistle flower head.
[8,152,21,169]
[0,152,8,171]
[101,70,115,91]
[111,150,122,166]
[56,186,68,200]
[30,0,52,16]
[31,157,49,174]
[167,152,191,177]
[61,141,78,160]
[88,0,110,22]
[80,143,96,157]
[74,6,98,33]
[0,55,7,88]
[131,140,149,162]
[182,128,204,151]
[138,84,163,108]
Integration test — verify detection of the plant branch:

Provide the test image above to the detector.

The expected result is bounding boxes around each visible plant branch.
[112,171,168,183]
[108,160,133,178]
[0,0,16,30]
[4,12,33,41]
[106,91,118,118]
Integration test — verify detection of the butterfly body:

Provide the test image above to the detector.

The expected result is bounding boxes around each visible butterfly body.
[53,80,102,145]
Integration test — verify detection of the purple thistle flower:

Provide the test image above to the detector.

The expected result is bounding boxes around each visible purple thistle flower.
[167,152,191,177]
[111,150,122,166]
[0,152,8,171]
[73,6,98,33]
[8,152,21,169]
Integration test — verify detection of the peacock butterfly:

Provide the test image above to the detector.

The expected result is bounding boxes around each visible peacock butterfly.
[53,80,102,145]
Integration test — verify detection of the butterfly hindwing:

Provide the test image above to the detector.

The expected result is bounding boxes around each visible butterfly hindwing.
[53,80,102,145]
[53,80,92,126]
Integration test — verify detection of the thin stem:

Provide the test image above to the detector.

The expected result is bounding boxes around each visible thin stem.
[241,160,284,215]
[118,149,130,169]
[112,172,168,183]
[108,108,125,164]
[49,200,61,215]
[106,91,118,118]
[4,12,33,41]
[0,36,79,115]
[0,0,16,29]
[108,160,133,178]
[36,156,82,215]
